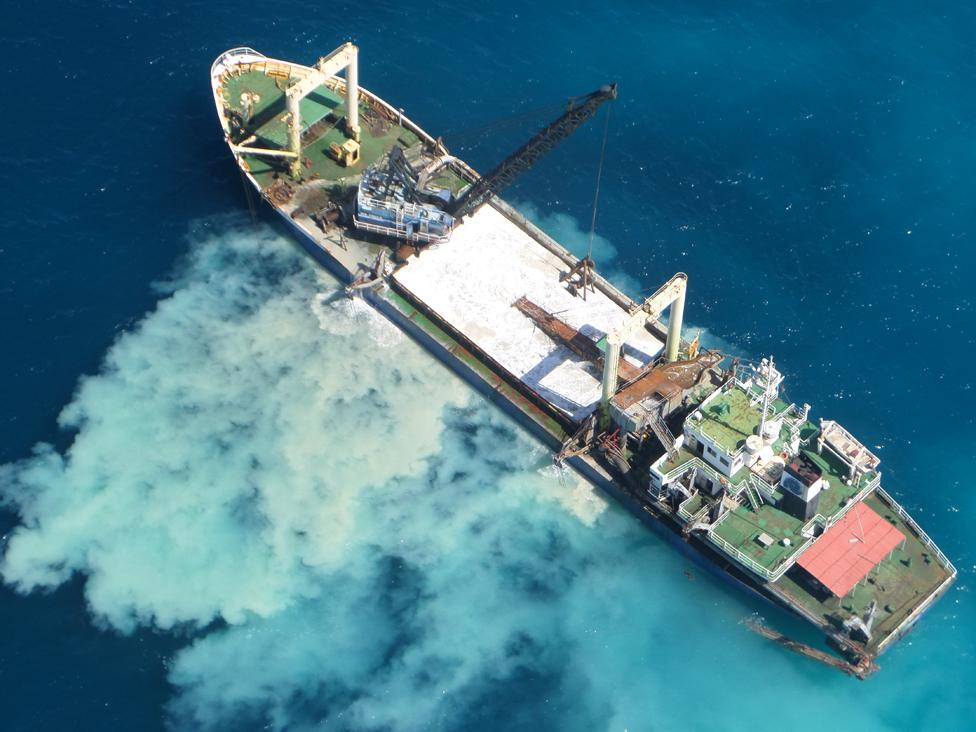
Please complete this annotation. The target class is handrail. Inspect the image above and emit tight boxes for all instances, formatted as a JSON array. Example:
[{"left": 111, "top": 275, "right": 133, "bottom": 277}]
[
  {"left": 876, "top": 570, "right": 957, "bottom": 654},
  {"left": 680, "top": 501, "right": 710, "bottom": 524},
  {"left": 211, "top": 47, "right": 263, "bottom": 77},
  {"left": 680, "top": 465, "right": 928, "bottom": 587},
  {"left": 875, "top": 487, "right": 956, "bottom": 573},
  {"left": 748, "top": 473, "right": 779, "bottom": 502},
  {"left": 677, "top": 492, "right": 704, "bottom": 521},
  {"left": 800, "top": 513, "right": 827, "bottom": 537},
  {"left": 706, "top": 532, "right": 776, "bottom": 580},
  {"left": 661, "top": 456, "right": 734, "bottom": 491}
]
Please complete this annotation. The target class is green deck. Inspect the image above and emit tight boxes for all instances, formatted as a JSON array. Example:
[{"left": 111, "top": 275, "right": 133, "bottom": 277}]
[
  {"left": 774, "top": 492, "right": 954, "bottom": 652},
  {"left": 658, "top": 380, "right": 880, "bottom": 574},
  {"left": 679, "top": 492, "right": 708, "bottom": 518},
  {"left": 226, "top": 70, "right": 344, "bottom": 147},
  {"left": 709, "top": 445, "right": 869, "bottom": 571},
  {"left": 221, "top": 69, "right": 420, "bottom": 188},
  {"left": 697, "top": 387, "right": 790, "bottom": 454},
  {"left": 668, "top": 411, "right": 952, "bottom": 648}
]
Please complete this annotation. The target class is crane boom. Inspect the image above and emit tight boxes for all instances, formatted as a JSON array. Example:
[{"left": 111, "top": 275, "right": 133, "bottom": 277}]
[{"left": 446, "top": 84, "right": 617, "bottom": 220}]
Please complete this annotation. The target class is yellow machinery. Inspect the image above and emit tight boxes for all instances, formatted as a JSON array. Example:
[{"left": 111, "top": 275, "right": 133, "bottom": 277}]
[{"left": 329, "top": 139, "right": 361, "bottom": 167}]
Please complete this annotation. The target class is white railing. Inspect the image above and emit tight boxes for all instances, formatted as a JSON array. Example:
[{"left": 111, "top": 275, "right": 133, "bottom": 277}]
[
  {"left": 211, "top": 47, "right": 263, "bottom": 76},
  {"left": 353, "top": 215, "right": 450, "bottom": 245},
  {"left": 659, "top": 456, "right": 752, "bottom": 501},
  {"left": 870, "top": 487, "right": 957, "bottom": 654},
  {"left": 707, "top": 531, "right": 778, "bottom": 581},
  {"left": 743, "top": 480, "right": 762, "bottom": 510},
  {"left": 800, "top": 513, "right": 827, "bottom": 538},
  {"left": 684, "top": 462, "right": 914, "bottom": 586},
  {"left": 876, "top": 570, "right": 958, "bottom": 654},
  {"left": 677, "top": 493, "right": 704, "bottom": 522},
  {"left": 826, "top": 472, "right": 880, "bottom": 525},
  {"left": 723, "top": 472, "right": 882, "bottom": 582},
  {"left": 749, "top": 473, "right": 779, "bottom": 502},
  {"left": 710, "top": 513, "right": 819, "bottom": 583},
  {"left": 875, "top": 487, "right": 956, "bottom": 574}
]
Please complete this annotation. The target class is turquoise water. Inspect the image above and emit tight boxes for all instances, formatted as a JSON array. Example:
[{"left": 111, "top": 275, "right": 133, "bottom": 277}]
[{"left": 1, "top": 2, "right": 973, "bottom": 730}]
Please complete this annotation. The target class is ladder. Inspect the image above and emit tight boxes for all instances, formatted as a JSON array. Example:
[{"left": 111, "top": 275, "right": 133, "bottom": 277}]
[
  {"left": 649, "top": 411, "right": 678, "bottom": 460},
  {"left": 744, "top": 479, "right": 763, "bottom": 512},
  {"left": 683, "top": 502, "right": 712, "bottom": 535}
]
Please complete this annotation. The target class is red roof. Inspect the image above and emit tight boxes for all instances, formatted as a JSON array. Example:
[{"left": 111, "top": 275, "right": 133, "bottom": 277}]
[{"left": 796, "top": 503, "right": 905, "bottom": 597}]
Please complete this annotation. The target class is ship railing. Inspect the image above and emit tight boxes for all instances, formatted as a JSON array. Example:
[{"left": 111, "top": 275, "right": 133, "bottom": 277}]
[
  {"left": 875, "top": 486, "right": 956, "bottom": 574},
  {"left": 712, "top": 473, "right": 885, "bottom": 583},
  {"left": 686, "top": 465, "right": 892, "bottom": 583},
  {"left": 875, "top": 570, "right": 958, "bottom": 654},
  {"left": 211, "top": 47, "right": 264, "bottom": 77},
  {"left": 677, "top": 492, "right": 703, "bottom": 522},
  {"left": 220, "top": 47, "right": 261, "bottom": 59},
  {"left": 822, "top": 472, "right": 881, "bottom": 526},
  {"left": 749, "top": 472, "right": 779, "bottom": 502},
  {"left": 359, "top": 194, "right": 437, "bottom": 217},
  {"left": 800, "top": 513, "right": 827, "bottom": 538},
  {"left": 710, "top": 529, "right": 815, "bottom": 583},
  {"left": 871, "top": 485, "right": 958, "bottom": 655},
  {"left": 682, "top": 502, "right": 711, "bottom": 527},
  {"left": 352, "top": 214, "right": 451, "bottom": 246},
  {"left": 706, "top": 532, "right": 777, "bottom": 581},
  {"left": 661, "top": 457, "right": 737, "bottom": 496}
]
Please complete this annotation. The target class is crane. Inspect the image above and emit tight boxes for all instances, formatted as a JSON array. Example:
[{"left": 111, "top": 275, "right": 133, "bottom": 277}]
[
  {"left": 446, "top": 84, "right": 618, "bottom": 221},
  {"left": 601, "top": 273, "right": 687, "bottom": 408}
]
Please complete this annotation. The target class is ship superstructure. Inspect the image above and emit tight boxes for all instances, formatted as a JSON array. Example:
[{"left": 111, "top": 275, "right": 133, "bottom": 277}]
[{"left": 211, "top": 44, "right": 955, "bottom": 677}]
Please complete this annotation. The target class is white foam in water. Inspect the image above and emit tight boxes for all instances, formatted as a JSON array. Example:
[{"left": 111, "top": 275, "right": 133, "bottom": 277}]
[
  {"left": 0, "top": 220, "right": 631, "bottom": 728},
  {"left": 312, "top": 291, "right": 405, "bottom": 349},
  {"left": 536, "top": 463, "right": 608, "bottom": 526},
  {"left": 0, "top": 218, "right": 957, "bottom": 731}
]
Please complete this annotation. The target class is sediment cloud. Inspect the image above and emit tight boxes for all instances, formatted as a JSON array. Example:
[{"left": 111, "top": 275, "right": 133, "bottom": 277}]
[{"left": 1, "top": 219, "right": 886, "bottom": 731}]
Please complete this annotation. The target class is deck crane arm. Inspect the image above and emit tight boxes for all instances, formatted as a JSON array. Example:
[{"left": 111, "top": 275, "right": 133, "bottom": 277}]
[
  {"left": 601, "top": 273, "right": 688, "bottom": 407},
  {"left": 446, "top": 84, "right": 618, "bottom": 220}
]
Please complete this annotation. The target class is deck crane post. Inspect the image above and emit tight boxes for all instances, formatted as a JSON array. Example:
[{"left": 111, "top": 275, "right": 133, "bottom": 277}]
[
  {"left": 285, "top": 43, "right": 361, "bottom": 178},
  {"left": 446, "top": 84, "right": 618, "bottom": 220},
  {"left": 601, "top": 273, "right": 688, "bottom": 409}
]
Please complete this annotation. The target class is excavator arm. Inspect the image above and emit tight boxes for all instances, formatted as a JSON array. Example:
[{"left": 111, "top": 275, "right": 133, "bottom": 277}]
[{"left": 446, "top": 84, "right": 617, "bottom": 220}]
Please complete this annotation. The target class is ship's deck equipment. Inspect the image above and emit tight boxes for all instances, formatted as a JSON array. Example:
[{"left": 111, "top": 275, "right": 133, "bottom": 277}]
[
  {"left": 446, "top": 84, "right": 618, "bottom": 220},
  {"left": 212, "top": 45, "right": 956, "bottom": 676},
  {"left": 353, "top": 84, "right": 616, "bottom": 244}
]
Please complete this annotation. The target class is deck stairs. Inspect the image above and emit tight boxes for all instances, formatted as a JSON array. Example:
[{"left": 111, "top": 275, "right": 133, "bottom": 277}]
[
  {"left": 743, "top": 478, "right": 764, "bottom": 512},
  {"left": 649, "top": 411, "right": 678, "bottom": 461},
  {"left": 683, "top": 502, "right": 713, "bottom": 535}
]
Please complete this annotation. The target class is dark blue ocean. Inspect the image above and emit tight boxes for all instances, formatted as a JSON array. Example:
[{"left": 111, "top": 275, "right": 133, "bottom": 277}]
[{"left": 2, "top": 2, "right": 974, "bottom": 730}]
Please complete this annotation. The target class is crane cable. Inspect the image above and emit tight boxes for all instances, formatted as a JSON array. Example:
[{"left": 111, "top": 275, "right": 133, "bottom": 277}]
[{"left": 586, "top": 102, "right": 613, "bottom": 260}]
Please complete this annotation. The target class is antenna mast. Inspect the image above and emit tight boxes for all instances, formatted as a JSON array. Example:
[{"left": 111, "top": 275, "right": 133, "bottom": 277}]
[{"left": 758, "top": 356, "right": 776, "bottom": 438}]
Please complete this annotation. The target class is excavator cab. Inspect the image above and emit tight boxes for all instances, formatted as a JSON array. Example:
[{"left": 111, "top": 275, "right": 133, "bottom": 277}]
[{"left": 329, "top": 139, "right": 361, "bottom": 167}]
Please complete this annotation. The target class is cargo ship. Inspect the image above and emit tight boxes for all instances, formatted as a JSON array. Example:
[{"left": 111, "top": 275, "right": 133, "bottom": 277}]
[{"left": 210, "top": 44, "right": 955, "bottom": 677}]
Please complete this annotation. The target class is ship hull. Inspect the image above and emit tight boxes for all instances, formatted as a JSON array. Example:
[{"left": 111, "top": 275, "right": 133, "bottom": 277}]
[{"left": 212, "top": 47, "right": 954, "bottom": 677}]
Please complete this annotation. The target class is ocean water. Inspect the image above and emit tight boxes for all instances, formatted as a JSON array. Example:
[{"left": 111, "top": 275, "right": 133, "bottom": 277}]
[{"left": 1, "top": 2, "right": 974, "bottom": 730}]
